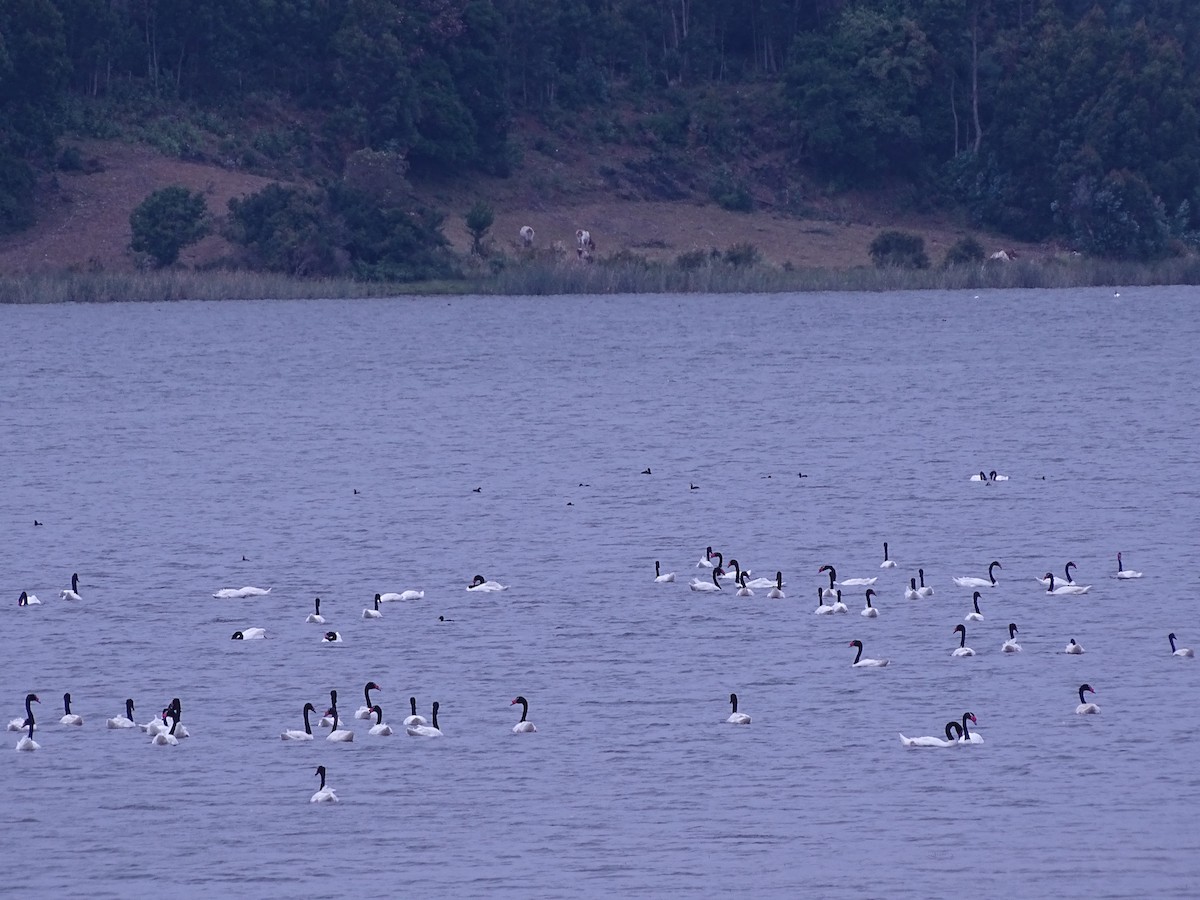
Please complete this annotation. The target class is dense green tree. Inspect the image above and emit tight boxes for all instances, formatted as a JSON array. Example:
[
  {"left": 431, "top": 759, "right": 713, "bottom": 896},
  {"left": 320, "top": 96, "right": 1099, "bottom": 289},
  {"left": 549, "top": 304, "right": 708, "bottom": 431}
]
[{"left": 129, "top": 186, "right": 210, "bottom": 266}]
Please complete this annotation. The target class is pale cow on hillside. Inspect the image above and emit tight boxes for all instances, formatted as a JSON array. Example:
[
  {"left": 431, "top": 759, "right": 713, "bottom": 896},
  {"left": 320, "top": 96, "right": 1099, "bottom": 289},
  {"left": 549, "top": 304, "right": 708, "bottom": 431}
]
[
  {"left": 519, "top": 225, "right": 535, "bottom": 248},
  {"left": 989, "top": 249, "right": 1018, "bottom": 261},
  {"left": 576, "top": 229, "right": 596, "bottom": 253}
]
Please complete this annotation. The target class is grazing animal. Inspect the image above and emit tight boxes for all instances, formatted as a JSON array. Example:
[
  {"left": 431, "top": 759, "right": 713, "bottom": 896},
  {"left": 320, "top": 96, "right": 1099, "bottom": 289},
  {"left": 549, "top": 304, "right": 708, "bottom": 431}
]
[{"left": 519, "top": 225, "right": 535, "bottom": 247}]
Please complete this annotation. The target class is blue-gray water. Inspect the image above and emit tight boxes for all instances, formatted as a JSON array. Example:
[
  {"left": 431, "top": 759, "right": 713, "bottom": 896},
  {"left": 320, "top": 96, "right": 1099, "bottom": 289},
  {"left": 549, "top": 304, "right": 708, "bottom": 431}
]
[{"left": 3, "top": 288, "right": 1199, "bottom": 898}]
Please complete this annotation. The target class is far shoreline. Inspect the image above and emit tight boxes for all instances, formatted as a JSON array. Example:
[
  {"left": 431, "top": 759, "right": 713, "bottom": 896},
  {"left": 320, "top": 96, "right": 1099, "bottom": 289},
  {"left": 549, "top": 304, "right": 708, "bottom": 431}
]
[{"left": 2, "top": 256, "right": 1198, "bottom": 304}]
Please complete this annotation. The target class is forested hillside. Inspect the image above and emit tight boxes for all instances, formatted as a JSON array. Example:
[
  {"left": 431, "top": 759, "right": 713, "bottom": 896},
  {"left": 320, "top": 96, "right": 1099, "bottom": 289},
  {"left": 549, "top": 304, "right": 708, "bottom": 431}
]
[{"left": 1, "top": 0, "right": 1198, "bottom": 275}]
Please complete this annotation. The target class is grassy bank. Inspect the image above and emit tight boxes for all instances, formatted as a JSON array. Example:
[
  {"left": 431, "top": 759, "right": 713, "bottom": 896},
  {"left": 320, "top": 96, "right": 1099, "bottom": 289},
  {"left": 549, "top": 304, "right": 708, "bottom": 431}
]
[{"left": 4, "top": 255, "right": 1200, "bottom": 304}]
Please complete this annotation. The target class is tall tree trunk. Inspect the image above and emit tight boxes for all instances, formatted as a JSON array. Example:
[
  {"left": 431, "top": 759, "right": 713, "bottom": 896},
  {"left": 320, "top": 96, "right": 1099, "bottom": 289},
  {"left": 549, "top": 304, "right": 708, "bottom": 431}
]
[{"left": 971, "top": 6, "right": 982, "bottom": 153}]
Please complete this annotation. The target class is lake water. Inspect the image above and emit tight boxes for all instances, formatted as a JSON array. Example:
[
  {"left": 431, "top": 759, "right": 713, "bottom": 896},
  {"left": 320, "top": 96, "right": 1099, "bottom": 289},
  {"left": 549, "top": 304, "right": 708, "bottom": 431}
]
[{"left": 3, "top": 287, "right": 1199, "bottom": 898}]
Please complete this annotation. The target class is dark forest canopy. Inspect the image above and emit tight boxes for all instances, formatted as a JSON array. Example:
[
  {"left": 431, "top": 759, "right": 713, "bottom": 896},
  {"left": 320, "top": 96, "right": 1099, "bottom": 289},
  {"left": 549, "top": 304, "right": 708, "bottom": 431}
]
[{"left": 2, "top": 0, "right": 1198, "bottom": 262}]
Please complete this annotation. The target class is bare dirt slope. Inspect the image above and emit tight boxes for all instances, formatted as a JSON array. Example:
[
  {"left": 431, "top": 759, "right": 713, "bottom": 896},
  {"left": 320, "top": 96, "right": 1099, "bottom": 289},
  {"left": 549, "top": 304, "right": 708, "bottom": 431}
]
[{"left": 0, "top": 138, "right": 1038, "bottom": 276}]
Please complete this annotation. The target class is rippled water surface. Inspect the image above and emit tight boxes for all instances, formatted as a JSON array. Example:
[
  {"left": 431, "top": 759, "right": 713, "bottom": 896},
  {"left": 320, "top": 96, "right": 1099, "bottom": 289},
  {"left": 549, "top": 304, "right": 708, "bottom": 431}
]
[{"left": 3, "top": 288, "right": 1199, "bottom": 898}]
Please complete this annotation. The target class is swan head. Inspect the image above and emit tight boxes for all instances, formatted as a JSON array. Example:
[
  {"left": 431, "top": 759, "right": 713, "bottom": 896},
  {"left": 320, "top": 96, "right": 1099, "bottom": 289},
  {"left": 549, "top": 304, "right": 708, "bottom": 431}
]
[
  {"left": 954, "top": 624, "right": 966, "bottom": 635},
  {"left": 231, "top": 631, "right": 244, "bottom": 639},
  {"left": 375, "top": 592, "right": 382, "bottom": 601},
  {"left": 965, "top": 712, "right": 977, "bottom": 725},
  {"left": 1008, "top": 622, "right": 1019, "bottom": 638},
  {"left": 848, "top": 640, "right": 863, "bottom": 649},
  {"left": 865, "top": 589, "right": 876, "bottom": 604},
  {"left": 431, "top": 701, "right": 440, "bottom": 714},
  {"left": 323, "top": 631, "right": 339, "bottom": 642},
  {"left": 1080, "top": 683, "right": 1094, "bottom": 696},
  {"left": 303, "top": 702, "right": 316, "bottom": 714},
  {"left": 990, "top": 560, "right": 1003, "bottom": 570},
  {"left": 471, "top": 575, "right": 486, "bottom": 587},
  {"left": 511, "top": 696, "right": 528, "bottom": 707}
]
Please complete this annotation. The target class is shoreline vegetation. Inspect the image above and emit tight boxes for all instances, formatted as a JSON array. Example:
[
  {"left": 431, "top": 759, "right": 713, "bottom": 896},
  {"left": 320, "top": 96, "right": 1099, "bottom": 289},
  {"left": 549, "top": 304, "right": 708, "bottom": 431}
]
[{"left": 3, "top": 255, "right": 1199, "bottom": 305}]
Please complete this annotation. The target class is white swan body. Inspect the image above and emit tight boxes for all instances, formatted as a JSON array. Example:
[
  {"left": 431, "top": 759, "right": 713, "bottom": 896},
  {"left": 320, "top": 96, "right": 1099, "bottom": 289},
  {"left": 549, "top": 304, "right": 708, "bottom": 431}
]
[
  {"left": 363, "top": 596, "right": 383, "bottom": 618},
  {"left": 838, "top": 576, "right": 877, "bottom": 587},
  {"left": 690, "top": 568, "right": 724, "bottom": 593},
  {"left": 848, "top": 640, "right": 888, "bottom": 666},
  {"left": 151, "top": 712, "right": 181, "bottom": 745},
  {"left": 1001, "top": 622, "right": 1022, "bottom": 653},
  {"left": 311, "top": 766, "right": 339, "bottom": 803},
  {"left": 403, "top": 698, "right": 427, "bottom": 727},
  {"left": 231, "top": 627, "right": 266, "bottom": 640},
  {"left": 1044, "top": 573, "right": 1091, "bottom": 595},
  {"left": 1169, "top": 633, "right": 1194, "bottom": 657},
  {"left": 1064, "top": 639, "right": 1084, "bottom": 654},
  {"left": 107, "top": 700, "right": 137, "bottom": 729},
  {"left": 212, "top": 585, "right": 271, "bottom": 599},
  {"left": 282, "top": 703, "right": 317, "bottom": 740},
  {"left": 735, "top": 572, "right": 754, "bottom": 597},
  {"left": 354, "top": 683, "right": 381, "bottom": 720},
  {"left": 325, "top": 708, "right": 355, "bottom": 742},
  {"left": 1114, "top": 553, "right": 1143, "bottom": 579},
  {"left": 321, "top": 631, "right": 342, "bottom": 643},
  {"left": 511, "top": 696, "right": 537, "bottom": 733},
  {"left": 18, "top": 591, "right": 41, "bottom": 606},
  {"left": 406, "top": 702, "right": 443, "bottom": 737},
  {"left": 15, "top": 735, "right": 40, "bottom": 751},
  {"left": 1076, "top": 684, "right": 1099, "bottom": 715},
  {"left": 59, "top": 693, "right": 83, "bottom": 725},
  {"left": 953, "top": 561, "right": 1002, "bottom": 589},
  {"left": 747, "top": 575, "right": 779, "bottom": 588},
  {"left": 900, "top": 721, "right": 964, "bottom": 748},
  {"left": 904, "top": 578, "right": 920, "bottom": 601},
  {"left": 831, "top": 590, "right": 848, "bottom": 613},
  {"left": 60, "top": 572, "right": 83, "bottom": 601},
  {"left": 916, "top": 569, "right": 934, "bottom": 597},
  {"left": 952, "top": 624, "right": 975, "bottom": 657},
  {"left": 368, "top": 706, "right": 393, "bottom": 736},
  {"left": 654, "top": 561, "right": 676, "bottom": 583},
  {"left": 814, "top": 588, "right": 834, "bottom": 615},
  {"left": 379, "top": 589, "right": 424, "bottom": 601},
  {"left": 696, "top": 547, "right": 719, "bottom": 568},
  {"left": 725, "top": 693, "right": 751, "bottom": 725},
  {"left": 880, "top": 542, "right": 897, "bottom": 568},
  {"left": 466, "top": 576, "right": 506, "bottom": 592}
]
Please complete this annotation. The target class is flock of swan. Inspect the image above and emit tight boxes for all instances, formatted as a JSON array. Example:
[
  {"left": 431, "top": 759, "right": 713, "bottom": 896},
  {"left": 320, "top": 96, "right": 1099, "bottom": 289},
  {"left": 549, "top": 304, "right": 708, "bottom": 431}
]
[{"left": 655, "top": 542, "right": 1190, "bottom": 747}]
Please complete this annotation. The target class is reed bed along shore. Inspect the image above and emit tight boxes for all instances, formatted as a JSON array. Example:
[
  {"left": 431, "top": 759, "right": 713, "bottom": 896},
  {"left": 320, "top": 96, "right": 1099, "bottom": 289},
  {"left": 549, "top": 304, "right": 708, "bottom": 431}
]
[{"left": 4, "top": 255, "right": 1199, "bottom": 304}]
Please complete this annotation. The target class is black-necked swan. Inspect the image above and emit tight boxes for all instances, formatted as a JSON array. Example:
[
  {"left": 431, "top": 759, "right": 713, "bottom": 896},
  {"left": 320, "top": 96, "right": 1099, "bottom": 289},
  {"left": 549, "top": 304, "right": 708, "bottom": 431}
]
[
  {"left": 355, "top": 682, "right": 381, "bottom": 719},
  {"left": 363, "top": 596, "right": 383, "bottom": 619},
  {"left": 970, "top": 471, "right": 988, "bottom": 481},
  {"left": 403, "top": 697, "right": 427, "bottom": 727},
  {"left": 7, "top": 693, "right": 39, "bottom": 732},
  {"left": 1064, "top": 638, "right": 1084, "bottom": 654},
  {"left": 953, "top": 560, "right": 1002, "bottom": 588},
  {"left": 311, "top": 765, "right": 339, "bottom": 803},
  {"left": 952, "top": 624, "right": 976, "bottom": 657},
  {"left": 957, "top": 711, "right": 984, "bottom": 744},
  {"left": 880, "top": 542, "right": 897, "bottom": 568},
  {"left": 282, "top": 703, "right": 317, "bottom": 741},
  {"left": 151, "top": 710, "right": 180, "bottom": 746},
  {"left": 1076, "top": 684, "right": 1100, "bottom": 715},
  {"left": 1045, "top": 572, "right": 1090, "bottom": 595},
  {"left": 107, "top": 698, "right": 136, "bottom": 729},
  {"left": 823, "top": 563, "right": 876, "bottom": 587},
  {"left": 766, "top": 572, "right": 785, "bottom": 599},
  {"left": 61, "top": 572, "right": 82, "bottom": 601},
  {"left": 735, "top": 571, "right": 754, "bottom": 597},
  {"left": 818, "top": 565, "right": 837, "bottom": 598},
  {"left": 654, "top": 561, "right": 676, "bottom": 583},
  {"left": 406, "top": 701, "right": 443, "bottom": 737},
  {"left": 1038, "top": 562, "right": 1078, "bottom": 587},
  {"left": 140, "top": 708, "right": 170, "bottom": 736},
  {"left": 511, "top": 696, "right": 537, "bottom": 733},
  {"left": 368, "top": 705, "right": 393, "bottom": 736},
  {"left": 1169, "top": 633, "right": 1194, "bottom": 658},
  {"left": 321, "top": 631, "right": 342, "bottom": 643},
  {"left": 690, "top": 567, "right": 724, "bottom": 593},
  {"left": 831, "top": 590, "right": 848, "bottom": 613},
  {"left": 965, "top": 591, "right": 984, "bottom": 622},
  {"left": 905, "top": 578, "right": 919, "bottom": 600},
  {"left": 231, "top": 628, "right": 266, "bottom": 640},
  {"left": 60, "top": 692, "right": 83, "bottom": 725},
  {"left": 848, "top": 639, "right": 889, "bottom": 667},
  {"left": 17, "top": 591, "right": 41, "bottom": 606},
  {"left": 861, "top": 588, "right": 880, "bottom": 618},
  {"left": 1001, "top": 622, "right": 1022, "bottom": 652},
  {"left": 917, "top": 568, "right": 934, "bottom": 597},
  {"left": 306, "top": 598, "right": 326, "bottom": 624},
  {"left": 14, "top": 694, "right": 40, "bottom": 751},
  {"left": 318, "top": 691, "right": 338, "bottom": 728},
  {"left": 324, "top": 706, "right": 355, "bottom": 742},
  {"left": 989, "top": 470, "right": 1009, "bottom": 481},
  {"left": 696, "top": 546, "right": 716, "bottom": 568},
  {"left": 466, "top": 575, "right": 507, "bottom": 592},
  {"left": 725, "top": 693, "right": 751, "bottom": 725},
  {"left": 899, "top": 718, "right": 963, "bottom": 748},
  {"left": 814, "top": 587, "right": 834, "bottom": 615},
  {"left": 1115, "top": 553, "right": 1143, "bottom": 579}
]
